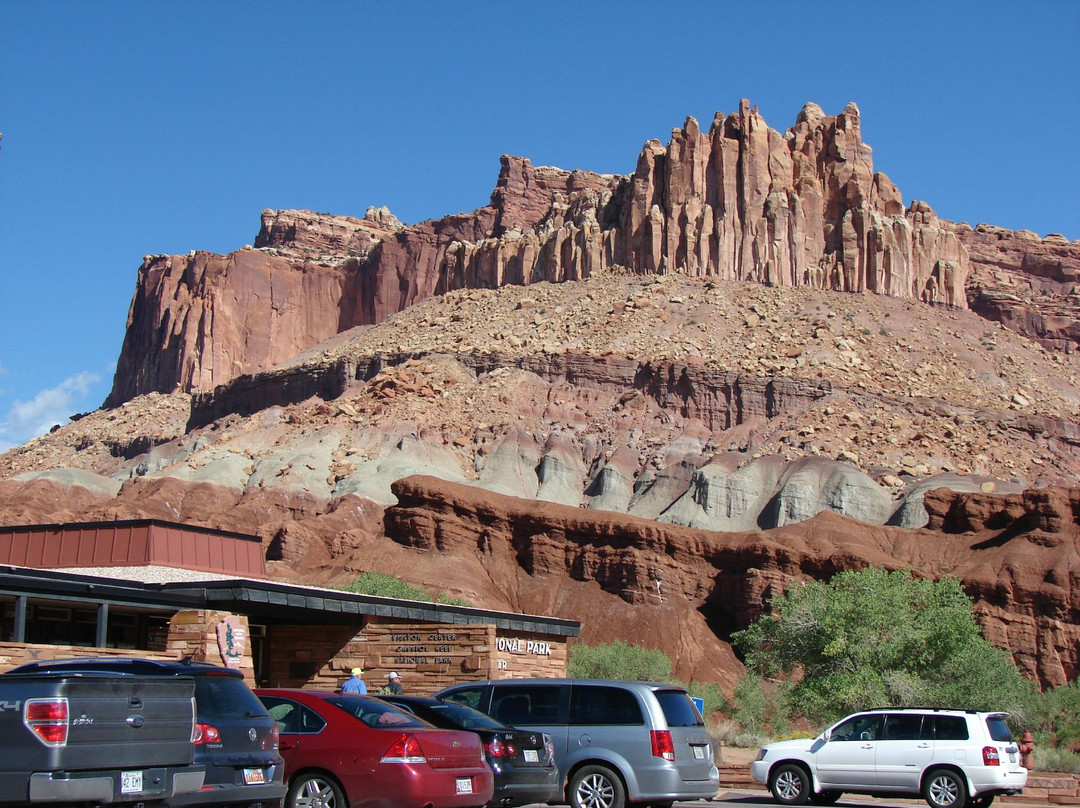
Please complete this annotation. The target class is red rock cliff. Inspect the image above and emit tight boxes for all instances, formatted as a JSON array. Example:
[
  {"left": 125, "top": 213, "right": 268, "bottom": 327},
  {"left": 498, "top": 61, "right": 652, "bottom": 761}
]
[{"left": 106, "top": 101, "right": 1002, "bottom": 405}]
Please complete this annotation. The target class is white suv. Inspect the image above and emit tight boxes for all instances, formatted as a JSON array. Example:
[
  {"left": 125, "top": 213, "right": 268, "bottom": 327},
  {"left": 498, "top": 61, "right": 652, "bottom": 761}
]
[{"left": 750, "top": 709, "right": 1027, "bottom": 808}]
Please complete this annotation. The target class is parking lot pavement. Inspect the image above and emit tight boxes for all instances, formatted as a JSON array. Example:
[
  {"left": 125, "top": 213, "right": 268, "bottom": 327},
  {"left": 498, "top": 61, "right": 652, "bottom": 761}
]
[{"left": 708, "top": 791, "right": 1056, "bottom": 808}]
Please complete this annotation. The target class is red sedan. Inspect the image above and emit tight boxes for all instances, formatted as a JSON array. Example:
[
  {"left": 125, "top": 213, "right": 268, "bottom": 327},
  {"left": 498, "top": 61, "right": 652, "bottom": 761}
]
[{"left": 256, "top": 689, "right": 494, "bottom": 808}]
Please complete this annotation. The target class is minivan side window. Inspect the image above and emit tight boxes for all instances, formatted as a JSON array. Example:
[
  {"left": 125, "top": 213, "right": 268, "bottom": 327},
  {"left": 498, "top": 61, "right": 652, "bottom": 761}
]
[
  {"left": 492, "top": 685, "right": 564, "bottom": 725},
  {"left": 569, "top": 685, "right": 644, "bottom": 726},
  {"left": 653, "top": 690, "right": 703, "bottom": 728}
]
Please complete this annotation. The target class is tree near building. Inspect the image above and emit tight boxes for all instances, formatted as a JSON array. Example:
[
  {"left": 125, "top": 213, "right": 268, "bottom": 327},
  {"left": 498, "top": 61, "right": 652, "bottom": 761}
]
[{"left": 731, "top": 567, "right": 1031, "bottom": 723}]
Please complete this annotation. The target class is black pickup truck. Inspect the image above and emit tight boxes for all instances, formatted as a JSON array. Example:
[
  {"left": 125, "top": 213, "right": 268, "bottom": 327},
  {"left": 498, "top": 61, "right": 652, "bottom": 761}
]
[{"left": 0, "top": 668, "right": 204, "bottom": 807}]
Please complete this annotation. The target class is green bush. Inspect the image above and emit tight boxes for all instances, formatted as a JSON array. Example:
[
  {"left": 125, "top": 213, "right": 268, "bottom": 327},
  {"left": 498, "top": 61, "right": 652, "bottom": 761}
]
[
  {"left": 731, "top": 672, "right": 788, "bottom": 735},
  {"left": 567, "top": 639, "right": 672, "bottom": 682},
  {"left": 732, "top": 567, "right": 1031, "bottom": 723},
  {"left": 338, "top": 571, "right": 471, "bottom": 606},
  {"left": 1023, "top": 679, "right": 1080, "bottom": 750}
]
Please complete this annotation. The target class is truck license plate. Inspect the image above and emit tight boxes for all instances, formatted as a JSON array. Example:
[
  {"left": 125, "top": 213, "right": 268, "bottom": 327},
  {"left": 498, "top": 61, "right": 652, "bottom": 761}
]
[
  {"left": 121, "top": 771, "right": 143, "bottom": 794},
  {"left": 524, "top": 749, "right": 539, "bottom": 763},
  {"left": 243, "top": 768, "right": 267, "bottom": 785},
  {"left": 456, "top": 777, "right": 473, "bottom": 794},
  {"left": 693, "top": 745, "right": 706, "bottom": 759}
]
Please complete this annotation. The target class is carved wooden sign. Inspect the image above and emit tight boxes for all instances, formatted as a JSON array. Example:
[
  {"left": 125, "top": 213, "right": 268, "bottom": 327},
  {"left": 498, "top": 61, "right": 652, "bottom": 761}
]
[{"left": 216, "top": 615, "right": 247, "bottom": 668}]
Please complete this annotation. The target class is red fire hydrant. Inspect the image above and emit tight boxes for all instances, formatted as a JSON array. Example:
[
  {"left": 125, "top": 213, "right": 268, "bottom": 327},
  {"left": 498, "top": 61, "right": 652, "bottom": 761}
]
[{"left": 1019, "top": 730, "right": 1035, "bottom": 769}]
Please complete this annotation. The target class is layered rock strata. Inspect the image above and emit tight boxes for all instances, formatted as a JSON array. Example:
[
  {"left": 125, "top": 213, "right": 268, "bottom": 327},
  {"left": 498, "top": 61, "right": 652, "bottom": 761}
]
[{"left": 383, "top": 475, "right": 1080, "bottom": 688}]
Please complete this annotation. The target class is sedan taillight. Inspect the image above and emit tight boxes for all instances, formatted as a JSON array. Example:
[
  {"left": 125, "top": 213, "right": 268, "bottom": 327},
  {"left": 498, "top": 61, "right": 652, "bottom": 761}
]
[
  {"left": 983, "top": 746, "right": 1001, "bottom": 766},
  {"left": 382, "top": 733, "right": 426, "bottom": 763}
]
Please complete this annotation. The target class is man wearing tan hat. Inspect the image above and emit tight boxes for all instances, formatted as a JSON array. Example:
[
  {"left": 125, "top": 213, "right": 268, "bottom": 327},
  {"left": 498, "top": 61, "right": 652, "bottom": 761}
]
[{"left": 342, "top": 667, "right": 367, "bottom": 694}]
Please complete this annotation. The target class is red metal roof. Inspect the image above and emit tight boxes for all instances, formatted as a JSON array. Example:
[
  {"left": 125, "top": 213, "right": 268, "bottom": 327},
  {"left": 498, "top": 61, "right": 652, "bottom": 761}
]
[{"left": 0, "top": 520, "right": 266, "bottom": 579}]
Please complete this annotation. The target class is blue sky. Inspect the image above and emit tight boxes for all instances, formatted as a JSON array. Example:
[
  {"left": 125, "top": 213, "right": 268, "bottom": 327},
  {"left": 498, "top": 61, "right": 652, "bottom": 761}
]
[{"left": 1, "top": 1, "right": 1077, "bottom": 452}]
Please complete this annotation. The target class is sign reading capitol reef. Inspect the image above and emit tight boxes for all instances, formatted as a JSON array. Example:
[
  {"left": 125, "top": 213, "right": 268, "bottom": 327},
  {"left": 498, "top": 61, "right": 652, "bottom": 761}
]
[{"left": 267, "top": 616, "right": 568, "bottom": 694}]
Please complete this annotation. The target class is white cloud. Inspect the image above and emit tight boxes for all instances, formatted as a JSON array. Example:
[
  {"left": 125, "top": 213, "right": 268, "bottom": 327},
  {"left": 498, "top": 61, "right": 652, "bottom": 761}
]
[{"left": 0, "top": 371, "right": 101, "bottom": 452}]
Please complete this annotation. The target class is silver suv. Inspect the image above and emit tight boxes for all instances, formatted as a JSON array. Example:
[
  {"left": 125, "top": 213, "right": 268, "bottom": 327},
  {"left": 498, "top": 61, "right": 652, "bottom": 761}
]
[
  {"left": 750, "top": 708, "right": 1027, "bottom": 808},
  {"left": 435, "top": 678, "right": 719, "bottom": 808}
]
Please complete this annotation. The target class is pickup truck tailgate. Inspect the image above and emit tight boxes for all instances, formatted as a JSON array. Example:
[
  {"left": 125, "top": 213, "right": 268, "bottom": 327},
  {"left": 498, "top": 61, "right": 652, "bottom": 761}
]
[{"left": 2, "top": 673, "right": 196, "bottom": 770}]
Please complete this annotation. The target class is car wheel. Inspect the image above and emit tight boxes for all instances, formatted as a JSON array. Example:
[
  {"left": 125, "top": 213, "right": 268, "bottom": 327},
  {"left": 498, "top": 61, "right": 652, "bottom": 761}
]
[
  {"left": 809, "top": 790, "right": 842, "bottom": 805},
  {"left": 569, "top": 764, "right": 626, "bottom": 808},
  {"left": 769, "top": 763, "right": 811, "bottom": 805},
  {"left": 924, "top": 768, "right": 967, "bottom": 808},
  {"left": 966, "top": 796, "right": 994, "bottom": 808},
  {"left": 288, "top": 772, "right": 347, "bottom": 808}
]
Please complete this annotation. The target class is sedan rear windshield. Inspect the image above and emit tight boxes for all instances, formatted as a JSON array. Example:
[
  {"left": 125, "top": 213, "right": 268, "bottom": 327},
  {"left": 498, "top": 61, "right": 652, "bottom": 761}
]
[
  {"left": 986, "top": 715, "right": 1015, "bottom": 743},
  {"left": 426, "top": 701, "right": 507, "bottom": 730},
  {"left": 328, "top": 696, "right": 428, "bottom": 729},
  {"left": 654, "top": 690, "right": 703, "bottom": 727}
]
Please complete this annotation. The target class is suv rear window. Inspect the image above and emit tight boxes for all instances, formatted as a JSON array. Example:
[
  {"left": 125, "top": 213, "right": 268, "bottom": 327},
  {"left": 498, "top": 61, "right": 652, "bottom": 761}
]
[
  {"left": 654, "top": 689, "right": 703, "bottom": 728},
  {"left": 194, "top": 676, "right": 269, "bottom": 719},
  {"left": 985, "top": 715, "right": 1014, "bottom": 742}
]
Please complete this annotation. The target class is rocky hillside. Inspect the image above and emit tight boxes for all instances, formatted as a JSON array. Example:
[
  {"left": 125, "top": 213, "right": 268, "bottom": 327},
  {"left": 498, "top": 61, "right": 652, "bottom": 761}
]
[{"left": 2, "top": 100, "right": 1078, "bottom": 688}]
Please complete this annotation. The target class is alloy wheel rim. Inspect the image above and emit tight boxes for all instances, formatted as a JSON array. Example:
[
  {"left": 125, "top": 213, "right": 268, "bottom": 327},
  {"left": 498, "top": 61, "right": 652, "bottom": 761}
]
[
  {"left": 577, "top": 773, "right": 616, "bottom": 808},
  {"left": 929, "top": 775, "right": 959, "bottom": 807},
  {"left": 776, "top": 770, "right": 803, "bottom": 801},
  {"left": 296, "top": 777, "right": 337, "bottom": 808}
]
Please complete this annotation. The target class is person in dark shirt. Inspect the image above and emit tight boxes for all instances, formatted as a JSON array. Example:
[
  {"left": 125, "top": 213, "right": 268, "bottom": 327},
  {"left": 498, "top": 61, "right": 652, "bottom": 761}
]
[{"left": 386, "top": 671, "right": 404, "bottom": 695}]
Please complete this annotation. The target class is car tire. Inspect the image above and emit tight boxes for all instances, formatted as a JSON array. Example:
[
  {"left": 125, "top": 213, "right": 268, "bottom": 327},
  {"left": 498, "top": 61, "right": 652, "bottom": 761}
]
[
  {"left": 769, "top": 763, "right": 811, "bottom": 805},
  {"left": 809, "top": 790, "right": 842, "bottom": 805},
  {"left": 569, "top": 764, "right": 626, "bottom": 808},
  {"left": 966, "top": 796, "right": 994, "bottom": 808},
  {"left": 288, "top": 772, "right": 347, "bottom": 808},
  {"left": 924, "top": 768, "right": 967, "bottom": 808}
]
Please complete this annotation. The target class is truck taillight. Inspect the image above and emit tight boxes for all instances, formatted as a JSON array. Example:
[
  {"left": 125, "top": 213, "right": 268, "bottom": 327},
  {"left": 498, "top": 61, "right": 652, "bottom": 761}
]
[
  {"left": 651, "top": 730, "right": 675, "bottom": 761},
  {"left": 193, "top": 723, "right": 221, "bottom": 744},
  {"left": 983, "top": 746, "right": 1001, "bottom": 766},
  {"left": 24, "top": 698, "right": 69, "bottom": 746}
]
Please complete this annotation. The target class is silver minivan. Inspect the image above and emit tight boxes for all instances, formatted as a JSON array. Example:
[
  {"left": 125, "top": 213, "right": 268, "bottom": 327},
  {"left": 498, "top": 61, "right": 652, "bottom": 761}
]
[{"left": 434, "top": 678, "right": 719, "bottom": 808}]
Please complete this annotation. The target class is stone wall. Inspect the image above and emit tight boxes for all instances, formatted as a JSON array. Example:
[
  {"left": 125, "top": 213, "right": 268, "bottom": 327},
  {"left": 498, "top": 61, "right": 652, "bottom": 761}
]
[
  {"left": 0, "top": 641, "right": 179, "bottom": 670},
  {"left": 264, "top": 617, "right": 568, "bottom": 695},
  {"left": 167, "top": 609, "right": 255, "bottom": 684}
]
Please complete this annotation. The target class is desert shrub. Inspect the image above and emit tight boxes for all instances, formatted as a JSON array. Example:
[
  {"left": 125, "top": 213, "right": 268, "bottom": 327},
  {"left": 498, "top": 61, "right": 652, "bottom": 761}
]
[
  {"left": 567, "top": 639, "right": 672, "bottom": 682},
  {"left": 710, "top": 717, "right": 770, "bottom": 749},
  {"left": 1022, "top": 679, "right": 1080, "bottom": 751},
  {"left": 1034, "top": 746, "right": 1080, "bottom": 774}
]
